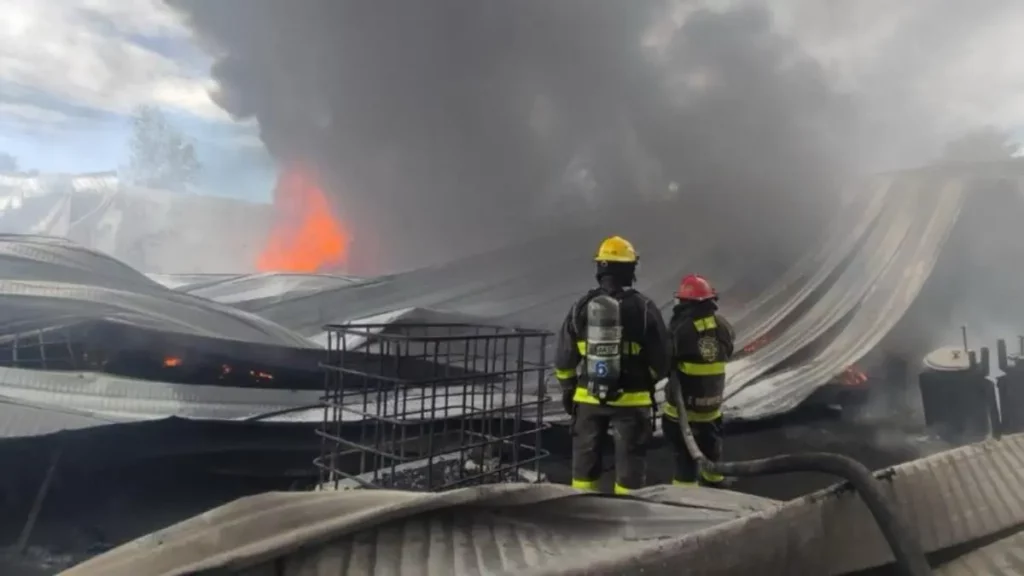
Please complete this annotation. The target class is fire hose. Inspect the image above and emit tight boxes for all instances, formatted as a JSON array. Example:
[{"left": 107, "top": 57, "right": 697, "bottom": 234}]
[{"left": 670, "top": 385, "right": 933, "bottom": 576}]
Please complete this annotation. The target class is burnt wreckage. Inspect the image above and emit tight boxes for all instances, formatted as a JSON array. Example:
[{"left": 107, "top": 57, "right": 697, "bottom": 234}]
[{"left": 3, "top": 163, "right": 1024, "bottom": 572}]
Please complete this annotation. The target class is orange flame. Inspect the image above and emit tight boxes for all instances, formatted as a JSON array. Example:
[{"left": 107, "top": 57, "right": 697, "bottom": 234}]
[
  {"left": 163, "top": 356, "right": 182, "bottom": 367},
  {"left": 257, "top": 165, "right": 350, "bottom": 272}
]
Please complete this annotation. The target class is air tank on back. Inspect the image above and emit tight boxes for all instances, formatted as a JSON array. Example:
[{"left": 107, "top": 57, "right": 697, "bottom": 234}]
[
  {"left": 918, "top": 340, "right": 993, "bottom": 444},
  {"left": 586, "top": 295, "right": 622, "bottom": 401}
]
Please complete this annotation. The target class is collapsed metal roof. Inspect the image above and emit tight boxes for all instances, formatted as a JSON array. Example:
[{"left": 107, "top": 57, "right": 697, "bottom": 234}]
[
  {"left": 0, "top": 166, "right": 1015, "bottom": 440},
  {"left": 0, "top": 234, "right": 314, "bottom": 347},
  {"left": 210, "top": 170, "right": 970, "bottom": 422},
  {"left": 152, "top": 272, "right": 368, "bottom": 310},
  {"left": 0, "top": 395, "right": 125, "bottom": 439}
]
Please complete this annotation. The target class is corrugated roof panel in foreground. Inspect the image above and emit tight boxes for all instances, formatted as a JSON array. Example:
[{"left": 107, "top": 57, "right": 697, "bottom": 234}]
[{"left": 59, "top": 432, "right": 1024, "bottom": 576}]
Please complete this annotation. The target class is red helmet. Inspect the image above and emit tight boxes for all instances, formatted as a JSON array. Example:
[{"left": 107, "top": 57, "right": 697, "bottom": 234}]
[{"left": 676, "top": 274, "right": 716, "bottom": 301}]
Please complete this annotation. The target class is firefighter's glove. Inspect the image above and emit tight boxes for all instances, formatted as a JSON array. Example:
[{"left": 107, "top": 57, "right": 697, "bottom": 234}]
[{"left": 561, "top": 389, "right": 576, "bottom": 415}]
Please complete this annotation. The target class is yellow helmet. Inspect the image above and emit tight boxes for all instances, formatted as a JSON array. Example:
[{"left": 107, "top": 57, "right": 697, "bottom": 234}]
[{"left": 594, "top": 235, "right": 638, "bottom": 263}]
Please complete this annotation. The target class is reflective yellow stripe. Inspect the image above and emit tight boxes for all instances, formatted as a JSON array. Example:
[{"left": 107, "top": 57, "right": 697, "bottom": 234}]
[
  {"left": 678, "top": 361, "right": 726, "bottom": 375},
  {"left": 613, "top": 483, "right": 632, "bottom": 495},
  {"left": 573, "top": 388, "right": 652, "bottom": 407},
  {"left": 688, "top": 408, "right": 722, "bottom": 422},
  {"left": 554, "top": 368, "right": 576, "bottom": 380},
  {"left": 660, "top": 405, "right": 722, "bottom": 422},
  {"left": 672, "top": 479, "right": 697, "bottom": 487},
  {"left": 701, "top": 470, "right": 725, "bottom": 483},
  {"left": 693, "top": 316, "right": 717, "bottom": 331},
  {"left": 572, "top": 479, "right": 598, "bottom": 491},
  {"left": 575, "top": 340, "right": 642, "bottom": 355}
]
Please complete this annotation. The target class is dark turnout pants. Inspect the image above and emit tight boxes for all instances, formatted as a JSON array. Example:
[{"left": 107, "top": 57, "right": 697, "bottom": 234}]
[
  {"left": 662, "top": 412, "right": 724, "bottom": 486},
  {"left": 571, "top": 403, "right": 652, "bottom": 494}
]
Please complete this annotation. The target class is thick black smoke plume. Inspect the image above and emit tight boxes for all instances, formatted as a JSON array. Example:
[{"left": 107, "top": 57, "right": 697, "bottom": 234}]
[{"left": 168, "top": 0, "right": 861, "bottom": 273}]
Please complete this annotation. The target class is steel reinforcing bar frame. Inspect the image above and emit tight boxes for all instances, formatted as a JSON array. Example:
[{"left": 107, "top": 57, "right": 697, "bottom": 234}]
[{"left": 316, "top": 322, "right": 552, "bottom": 491}]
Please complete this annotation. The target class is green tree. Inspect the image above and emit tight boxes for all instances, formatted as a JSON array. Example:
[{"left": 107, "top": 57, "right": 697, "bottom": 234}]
[{"left": 125, "top": 106, "right": 201, "bottom": 191}]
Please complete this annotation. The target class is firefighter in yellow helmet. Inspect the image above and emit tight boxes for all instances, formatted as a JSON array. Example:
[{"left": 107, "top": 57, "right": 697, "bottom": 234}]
[
  {"left": 661, "top": 274, "right": 736, "bottom": 487},
  {"left": 553, "top": 236, "right": 670, "bottom": 495}
]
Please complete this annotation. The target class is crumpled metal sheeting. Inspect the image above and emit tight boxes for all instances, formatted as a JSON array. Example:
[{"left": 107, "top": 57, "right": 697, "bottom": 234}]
[
  {"left": 147, "top": 273, "right": 248, "bottom": 290},
  {"left": 0, "top": 362, "right": 528, "bottom": 430},
  {"left": 937, "top": 531, "right": 1024, "bottom": 575},
  {"left": 526, "top": 433, "right": 1024, "bottom": 576},
  {"left": 0, "top": 280, "right": 313, "bottom": 347},
  {"left": 0, "top": 366, "right": 323, "bottom": 422},
  {"left": 0, "top": 234, "right": 158, "bottom": 290},
  {"left": 251, "top": 206, "right": 732, "bottom": 337},
  {"left": 0, "top": 235, "right": 316, "bottom": 348},
  {"left": 727, "top": 177, "right": 966, "bottom": 420},
  {"left": 723, "top": 175, "right": 920, "bottom": 400},
  {"left": 175, "top": 273, "right": 366, "bottom": 308},
  {"left": 0, "top": 395, "right": 125, "bottom": 439},
  {"left": 725, "top": 177, "right": 895, "bottom": 348},
  {"left": 247, "top": 232, "right": 590, "bottom": 335},
  {"left": 242, "top": 175, "right": 943, "bottom": 422},
  {"left": 273, "top": 490, "right": 769, "bottom": 576},
  {"left": 58, "top": 484, "right": 779, "bottom": 576}
]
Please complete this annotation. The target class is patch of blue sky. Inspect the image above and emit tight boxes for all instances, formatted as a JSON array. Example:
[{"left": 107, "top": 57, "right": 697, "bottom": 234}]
[{"left": 2, "top": 94, "right": 274, "bottom": 201}]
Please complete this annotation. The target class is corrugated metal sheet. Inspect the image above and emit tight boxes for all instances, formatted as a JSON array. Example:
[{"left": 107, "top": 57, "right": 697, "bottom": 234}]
[
  {"left": 0, "top": 361, "right": 538, "bottom": 431},
  {"left": 724, "top": 176, "right": 966, "bottom": 419},
  {"left": 0, "top": 167, "right": 1004, "bottom": 430},
  {"left": 541, "top": 431, "right": 1024, "bottom": 575},
  {"left": 0, "top": 396, "right": 125, "bottom": 438},
  {"left": 57, "top": 433, "right": 1024, "bottom": 576},
  {"left": 170, "top": 272, "right": 367, "bottom": 308},
  {"left": 58, "top": 484, "right": 780, "bottom": 576},
  {"left": 938, "top": 531, "right": 1024, "bottom": 575},
  {"left": 0, "top": 367, "right": 322, "bottom": 424},
  {"left": 0, "top": 234, "right": 315, "bottom": 347},
  {"left": 245, "top": 172, "right": 968, "bottom": 422}
]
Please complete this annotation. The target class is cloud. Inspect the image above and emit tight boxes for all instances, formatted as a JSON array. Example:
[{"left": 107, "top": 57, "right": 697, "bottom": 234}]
[
  {"left": 0, "top": 0, "right": 273, "bottom": 194},
  {"left": 759, "top": 0, "right": 1024, "bottom": 138},
  {"left": 0, "top": 0, "right": 228, "bottom": 131},
  {"left": 0, "top": 102, "right": 71, "bottom": 128}
]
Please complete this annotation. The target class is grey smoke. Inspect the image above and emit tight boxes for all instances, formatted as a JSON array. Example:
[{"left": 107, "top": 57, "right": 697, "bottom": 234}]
[{"left": 166, "top": 0, "right": 1008, "bottom": 274}]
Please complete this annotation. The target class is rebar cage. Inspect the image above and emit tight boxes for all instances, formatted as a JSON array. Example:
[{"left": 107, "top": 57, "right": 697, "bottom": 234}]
[{"left": 316, "top": 322, "right": 551, "bottom": 491}]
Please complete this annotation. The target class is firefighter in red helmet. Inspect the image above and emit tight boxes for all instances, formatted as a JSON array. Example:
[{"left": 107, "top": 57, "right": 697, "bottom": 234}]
[{"left": 661, "top": 274, "right": 735, "bottom": 487}]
